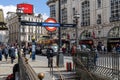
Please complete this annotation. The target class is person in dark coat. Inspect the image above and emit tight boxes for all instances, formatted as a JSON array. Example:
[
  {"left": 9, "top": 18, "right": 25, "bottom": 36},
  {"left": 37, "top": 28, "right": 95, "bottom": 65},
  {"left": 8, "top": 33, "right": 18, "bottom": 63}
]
[
  {"left": 0, "top": 46, "right": 2, "bottom": 61},
  {"left": 3, "top": 47, "right": 9, "bottom": 61},
  {"left": 10, "top": 46, "right": 15, "bottom": 64},
  {"left": 46, "top": 46, "right": 54, "bottom": 67},
  {"left": 13, "top": 63, "right": 19, "bottom": 80}
]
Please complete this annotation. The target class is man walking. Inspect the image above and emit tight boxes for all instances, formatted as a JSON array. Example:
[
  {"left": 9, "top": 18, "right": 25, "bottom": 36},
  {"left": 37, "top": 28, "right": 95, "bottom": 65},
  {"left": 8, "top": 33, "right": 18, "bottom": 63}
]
[
  {"left": 46, "top": 45, "right": 54, "bottom": 67},
  {"left": 10, "top": 45, "right": 15, "bottom": 64}
]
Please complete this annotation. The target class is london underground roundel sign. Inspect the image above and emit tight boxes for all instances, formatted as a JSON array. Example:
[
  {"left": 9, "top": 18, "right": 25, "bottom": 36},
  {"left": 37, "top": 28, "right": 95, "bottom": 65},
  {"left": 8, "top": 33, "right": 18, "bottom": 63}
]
[{"left": 45, "top": 18, "right": 57, "bottom": 32}]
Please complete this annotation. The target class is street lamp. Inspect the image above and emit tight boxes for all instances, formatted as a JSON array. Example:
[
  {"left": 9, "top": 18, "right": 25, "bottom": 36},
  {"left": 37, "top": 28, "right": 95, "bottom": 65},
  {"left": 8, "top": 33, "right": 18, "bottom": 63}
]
[
  {"left": 16, "top": 8, "right": 23, "bottom": 48},
  {"left": 73, "top": 12, "right": 80, "bottom": 71},
  {"left": 56, "top": 0, "right": 64, "bottom": 67},
  {"left": 74, "top": 13, "right": 80, "bottom": 52}
]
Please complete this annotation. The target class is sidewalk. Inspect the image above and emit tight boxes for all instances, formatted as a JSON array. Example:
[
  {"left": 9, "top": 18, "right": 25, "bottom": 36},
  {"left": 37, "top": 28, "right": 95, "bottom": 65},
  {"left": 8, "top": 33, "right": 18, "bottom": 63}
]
[
  {"left": 0, "top": 54, "right": 74, "bottom": 80},
  {"left": 0, "top": 56, "right": 18, "bottom": 80},
  {"left": 27, "top": 55, "right": 74, "bottom": 80}
]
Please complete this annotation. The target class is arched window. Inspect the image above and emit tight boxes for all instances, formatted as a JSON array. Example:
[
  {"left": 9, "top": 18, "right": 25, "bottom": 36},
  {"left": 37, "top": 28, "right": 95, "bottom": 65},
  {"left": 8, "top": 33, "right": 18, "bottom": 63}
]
[{"left": 108, "top": 26, "right": 120, "bottom": 38}]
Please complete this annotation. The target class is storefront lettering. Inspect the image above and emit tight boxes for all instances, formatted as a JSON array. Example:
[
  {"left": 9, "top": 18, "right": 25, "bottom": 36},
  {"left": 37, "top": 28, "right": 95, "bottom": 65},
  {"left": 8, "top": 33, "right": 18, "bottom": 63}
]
[{"left": 108, "top": 40, "right": 120, "bottom": 43}]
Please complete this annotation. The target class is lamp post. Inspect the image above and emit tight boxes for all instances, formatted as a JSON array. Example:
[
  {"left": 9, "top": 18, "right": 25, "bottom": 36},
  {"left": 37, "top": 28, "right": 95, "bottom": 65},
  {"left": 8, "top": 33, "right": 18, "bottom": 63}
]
[
  {"left": 56, "top": 0, "right": 64, "bottom": 67},
  {"left": 16, "top": 9, "right": 23, "bottom": 48},
  {"left": 74, "top": 13, "right": 80, "bottom": 52},
  {"left": 73, "top": 12, "right": 80, "bottom": 71}
]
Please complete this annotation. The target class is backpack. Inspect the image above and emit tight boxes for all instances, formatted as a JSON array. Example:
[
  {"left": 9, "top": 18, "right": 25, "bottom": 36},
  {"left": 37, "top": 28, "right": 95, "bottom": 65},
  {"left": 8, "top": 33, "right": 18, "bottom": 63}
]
[{"left": 47, "top": 48, "right": 54, "bottom": 58}]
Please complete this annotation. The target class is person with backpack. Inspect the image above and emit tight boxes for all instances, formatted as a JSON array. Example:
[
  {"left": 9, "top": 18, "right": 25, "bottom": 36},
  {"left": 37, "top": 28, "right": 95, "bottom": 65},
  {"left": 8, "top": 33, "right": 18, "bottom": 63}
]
[{"left": 46, "top": 45, "right": 54, "bottom": 67}]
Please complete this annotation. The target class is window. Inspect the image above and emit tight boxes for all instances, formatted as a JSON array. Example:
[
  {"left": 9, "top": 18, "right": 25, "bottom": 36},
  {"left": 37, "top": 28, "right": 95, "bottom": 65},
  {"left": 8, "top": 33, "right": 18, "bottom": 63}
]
[
  {"left": 73, "top": 8, "right": 75, "bottom": 16},
  {"left": 61, "top": 0, "right": 67, "bottom": 4},
  {"left": 50, "top": 5, "right": 56, "bottom": 17},
  {"left": 97, "top": 14, "right": 101, "bottom": 24},
  {"left": 110, "top": 0, "right": 120, "bottom": 21},
  {"left": 97, "top": 0, "right": 101, "bottom": 8},
  {"left": 81, "top": 0, "right": 90, "bottom": 26},
  {"left": 21, "top": 26, "right": 25, "bottom": 32},
  {"left": 61, "top": 8, "right": 67, "bottom": 24}
]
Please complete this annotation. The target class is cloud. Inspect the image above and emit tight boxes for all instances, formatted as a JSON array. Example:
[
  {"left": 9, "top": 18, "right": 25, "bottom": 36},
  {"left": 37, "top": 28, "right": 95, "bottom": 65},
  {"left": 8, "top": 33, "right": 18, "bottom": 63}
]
[
  {"left": 0, "top": 5, "right": 16, "bottom": 18},
  {"left": 0, "top": 5, "right": 49, "bottom": 20},
  {"left": 41, "top": 13, "right": 49, "bottom": 20}
]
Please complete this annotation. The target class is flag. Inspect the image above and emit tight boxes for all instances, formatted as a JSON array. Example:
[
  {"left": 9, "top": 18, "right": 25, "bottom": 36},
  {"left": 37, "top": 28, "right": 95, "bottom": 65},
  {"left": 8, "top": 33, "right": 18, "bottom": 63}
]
[{"left": 92, "top": 31, "right": 96, "bottom": 39}]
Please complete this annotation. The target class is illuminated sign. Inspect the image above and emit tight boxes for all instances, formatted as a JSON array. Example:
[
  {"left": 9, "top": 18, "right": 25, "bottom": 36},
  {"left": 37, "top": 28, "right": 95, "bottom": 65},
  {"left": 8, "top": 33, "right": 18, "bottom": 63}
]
[{"left": 17, "top": 3, "right": 33, "bottom": 14}]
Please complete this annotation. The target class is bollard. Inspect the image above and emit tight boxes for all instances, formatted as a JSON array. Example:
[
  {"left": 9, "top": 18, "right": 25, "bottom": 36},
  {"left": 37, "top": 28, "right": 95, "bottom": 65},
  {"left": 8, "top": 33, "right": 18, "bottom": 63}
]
[
  {"left": 38, "top": 73, "right": 45, "bottom": 80},
  {"left": 66, "top": 62, "right": 72, "bottom": 71}
]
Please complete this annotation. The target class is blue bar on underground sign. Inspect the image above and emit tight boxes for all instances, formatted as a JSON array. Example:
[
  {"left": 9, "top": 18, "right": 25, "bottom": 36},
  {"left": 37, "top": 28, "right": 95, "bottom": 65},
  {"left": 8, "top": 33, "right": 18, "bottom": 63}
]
[{"left": 42, "top": 22, "right": 60, "bottom": 27}]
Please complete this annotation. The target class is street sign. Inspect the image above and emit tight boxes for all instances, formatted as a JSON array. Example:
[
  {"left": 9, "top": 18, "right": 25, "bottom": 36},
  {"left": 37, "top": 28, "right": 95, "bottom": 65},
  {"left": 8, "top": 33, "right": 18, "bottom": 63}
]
[
  {"left": 21, "top": 21, "right": 41, "bottom": 26},
  {"left": 61, "top": 24, "right": 76, "bottom": 27},
  {"left": 45, "top": 18, "right": 57, "bottom": 32},
  {"left": 41, "top": 22, "right": 60, "bottom": 27}
]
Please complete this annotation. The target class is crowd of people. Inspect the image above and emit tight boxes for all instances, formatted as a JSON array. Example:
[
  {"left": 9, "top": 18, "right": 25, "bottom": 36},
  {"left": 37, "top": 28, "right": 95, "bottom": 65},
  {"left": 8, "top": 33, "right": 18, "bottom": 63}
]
[{"left": 0, "top": 44, "right": 18, "bottom": 64}]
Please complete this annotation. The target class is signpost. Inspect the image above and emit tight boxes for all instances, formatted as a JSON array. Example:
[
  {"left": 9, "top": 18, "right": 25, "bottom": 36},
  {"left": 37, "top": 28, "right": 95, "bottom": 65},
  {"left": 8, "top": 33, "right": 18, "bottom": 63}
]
[
  {"left": 61, "top": 24, "right": 76, "bottom": 28},
  {"left": 21, "top": 21, "right": 41, "bottom": 26}
]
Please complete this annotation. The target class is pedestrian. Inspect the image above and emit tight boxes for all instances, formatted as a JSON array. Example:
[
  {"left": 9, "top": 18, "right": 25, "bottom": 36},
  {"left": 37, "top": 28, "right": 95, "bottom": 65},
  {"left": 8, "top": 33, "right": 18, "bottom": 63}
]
[
  {"left": 94, "top": 48, "right": 98, "bottom": 66},
  {"left": 13, "top": 63, "right": 19, "bottom": 80},
  {"left": 116, "top": 43, "right": 120, "bottom": 53},
  {"left": 3, "top": 47, "right": 9, "bottom": 61},
  {"left": 15, "top": 47, "right": 18, "bottom": 58},
  {"left": 0, "top": 46, "right": 2, "bottom": 61},
  {"left": 23, "top": 46, "right": 28, "bottom": 57},
  {"left": 10, "top": 45, "right": 15, "bottom": 64},
  {"left": 29, "top": 46, "right": 32, "bottom": 58},
  {"left": 46, "top": 45, "right": 54, "bottom": 67},
  {"left": 32, "top": 44, "right": 36, "bottom": 61},
  {"left": 71, "top": 44, "right": 76, "bottom": 56}
]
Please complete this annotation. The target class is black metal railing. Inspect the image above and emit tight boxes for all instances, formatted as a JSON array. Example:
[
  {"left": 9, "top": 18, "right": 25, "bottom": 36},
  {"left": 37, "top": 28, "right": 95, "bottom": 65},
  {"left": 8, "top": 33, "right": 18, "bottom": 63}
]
[{"left": 74, "top": 51, "right": 120, "bottom": 80}]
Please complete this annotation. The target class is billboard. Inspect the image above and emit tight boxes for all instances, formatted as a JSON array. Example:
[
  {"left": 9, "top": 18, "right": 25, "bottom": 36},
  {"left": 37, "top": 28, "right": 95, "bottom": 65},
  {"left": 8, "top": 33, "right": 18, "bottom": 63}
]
[{"left": 17, "top": 3, "right": 33, "bottom": 14}]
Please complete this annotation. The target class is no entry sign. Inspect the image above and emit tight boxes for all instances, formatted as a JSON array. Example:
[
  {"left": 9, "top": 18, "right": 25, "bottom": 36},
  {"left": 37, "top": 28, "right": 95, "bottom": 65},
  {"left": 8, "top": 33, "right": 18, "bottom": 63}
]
[{"left": 45, "top": 18, "right": 57, "bottom": 32}]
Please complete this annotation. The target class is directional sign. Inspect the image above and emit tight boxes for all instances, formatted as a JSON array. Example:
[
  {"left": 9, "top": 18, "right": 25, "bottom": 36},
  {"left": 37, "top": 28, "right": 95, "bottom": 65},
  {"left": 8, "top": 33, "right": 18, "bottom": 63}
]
[
  {"left": 61, "top": 24, "right": 76, "bottom": 27},
  {"left": 41, "top": 22, "right": 60, "bottom": 27},
  {"left": 21, "top": 21, "right": 41, "bottom": 26}
]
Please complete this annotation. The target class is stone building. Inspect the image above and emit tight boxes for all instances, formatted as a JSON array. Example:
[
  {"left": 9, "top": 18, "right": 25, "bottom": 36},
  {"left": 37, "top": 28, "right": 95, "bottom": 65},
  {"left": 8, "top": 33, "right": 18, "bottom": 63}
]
[
  {"left": 47, "top": 0, "right": 120, "bottom": 51},
  {"left": 6, "top": 12, "right": 47, "bottom": 46},
  {"left": 0, "top": 9, "right": 8, "bottom": 44}
]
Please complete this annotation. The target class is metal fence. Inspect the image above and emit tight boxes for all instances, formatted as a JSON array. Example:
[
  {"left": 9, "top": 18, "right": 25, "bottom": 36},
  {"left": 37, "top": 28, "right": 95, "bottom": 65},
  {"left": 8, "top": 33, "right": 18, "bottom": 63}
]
[
  {"left": 18, "top": 51, "right": 40, "bottom": 80},
  {"left": 74, "top": 51, "right": 120, "bottom": 80}
]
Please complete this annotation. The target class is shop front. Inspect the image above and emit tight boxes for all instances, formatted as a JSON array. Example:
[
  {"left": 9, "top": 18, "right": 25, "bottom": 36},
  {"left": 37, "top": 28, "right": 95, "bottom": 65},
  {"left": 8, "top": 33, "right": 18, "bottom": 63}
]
[
  {"left": 79, "top": 30, "right": 94, "bottom": 51},
  {"left": 107, "top": 26, "right": 120, "bottom": 52}
]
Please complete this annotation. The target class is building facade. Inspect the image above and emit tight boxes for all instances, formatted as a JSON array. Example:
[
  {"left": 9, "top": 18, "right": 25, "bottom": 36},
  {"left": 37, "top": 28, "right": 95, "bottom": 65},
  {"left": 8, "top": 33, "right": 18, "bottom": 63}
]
[
  {"left": 47, "top": 0, "right": 120, "bottom": 51},
  {"left": 6, "top": 12, "right": 46, "bottom": 46},
  {"left": 0, "top": 9, "right": 9, "bottom": 44}
]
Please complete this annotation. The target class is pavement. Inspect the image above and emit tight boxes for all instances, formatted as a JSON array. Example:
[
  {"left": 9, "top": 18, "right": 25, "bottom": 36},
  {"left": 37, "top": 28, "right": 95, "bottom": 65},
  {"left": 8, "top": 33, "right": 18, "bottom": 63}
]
[
  {"left": 0, "top": 56, "right": 18, "bottom": 80},
  {"left": 0, "top": 54, "right": 75, "bottom": 80},
  {"left": 27, "top": 54, "right": 75, "bottom": 80}
]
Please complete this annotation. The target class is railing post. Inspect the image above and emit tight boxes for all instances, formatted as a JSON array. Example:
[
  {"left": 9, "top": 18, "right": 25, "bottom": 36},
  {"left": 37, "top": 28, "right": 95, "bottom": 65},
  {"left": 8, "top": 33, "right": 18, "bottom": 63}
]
[{"left": 38, "top": 73, "right": 45, "bottom": 80}]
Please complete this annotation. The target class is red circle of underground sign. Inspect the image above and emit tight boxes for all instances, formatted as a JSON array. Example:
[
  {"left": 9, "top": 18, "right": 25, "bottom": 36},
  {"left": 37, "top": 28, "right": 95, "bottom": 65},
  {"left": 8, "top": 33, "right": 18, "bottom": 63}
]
[{"left": 45, "top": 18, "right": 57, "bottom": 32}]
